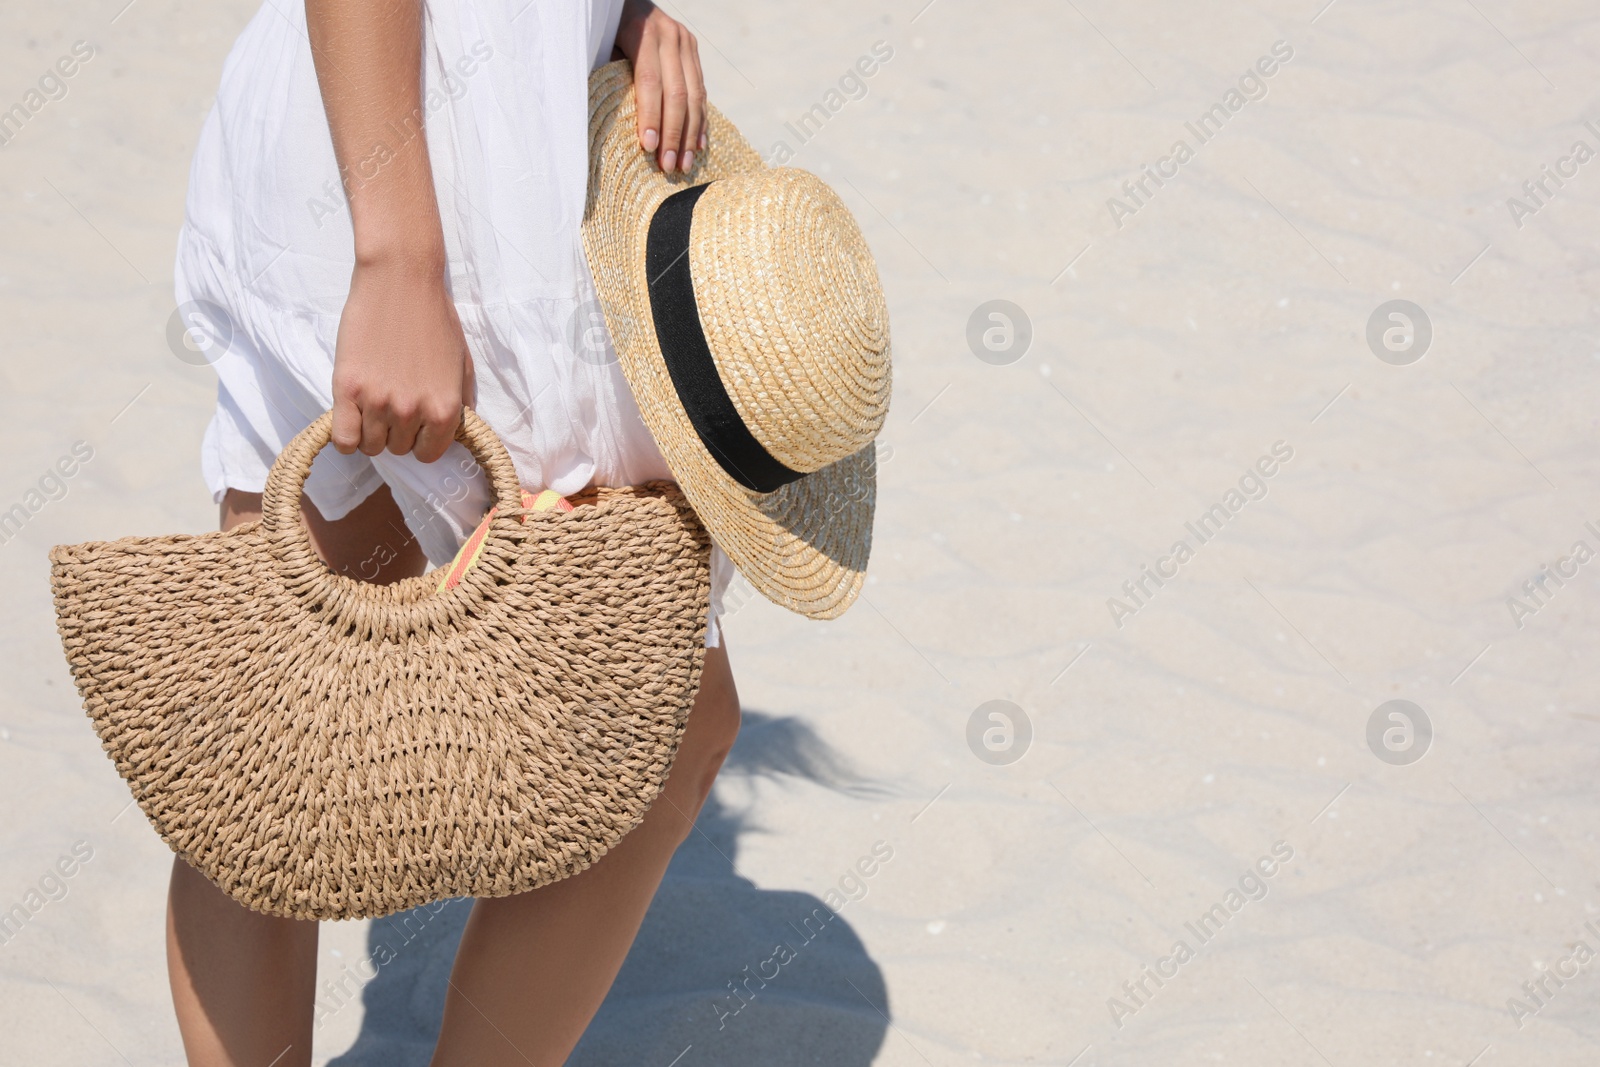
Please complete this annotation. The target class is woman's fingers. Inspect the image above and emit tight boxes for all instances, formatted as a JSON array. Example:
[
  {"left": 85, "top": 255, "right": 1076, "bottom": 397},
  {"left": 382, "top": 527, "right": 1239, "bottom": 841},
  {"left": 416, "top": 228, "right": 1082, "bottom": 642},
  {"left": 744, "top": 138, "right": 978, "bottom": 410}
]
[
  {"left": 412, "top": 412, "right": 453, "bottom": 465},
  {"left": 358, "top": 407, "right": 391, "bottom": 457},
  {"left": 632, "top": 28, "right": 662, "bottom": 157},
  {"left": 385, "top": 407, "right": 423, "bottom": 457},
  {"left": 331, "top": 388, "right": 364, "bottom": 455},
  {"left": 616, "top": 2, "right": 707, "bottom": 172},
  {"left": 654, "top": 21, "right": 688, "bottom": 173},
  {"left": 461, "top": 345, "right": 477, "bottom": 407},
  {"left": 679, "top": 32, "right": 705, "bottom": 171}
]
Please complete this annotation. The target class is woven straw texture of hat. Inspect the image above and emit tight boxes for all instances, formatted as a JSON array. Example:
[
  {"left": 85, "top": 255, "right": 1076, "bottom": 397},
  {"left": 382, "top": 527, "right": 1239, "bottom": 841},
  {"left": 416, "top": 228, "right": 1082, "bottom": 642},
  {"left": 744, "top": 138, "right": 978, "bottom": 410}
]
[
  {"left": 48, "top": 410, "right": 711, "bottom": 920},
  {"left": 582, "top": 61, "right": 891, "bottom": 620}
]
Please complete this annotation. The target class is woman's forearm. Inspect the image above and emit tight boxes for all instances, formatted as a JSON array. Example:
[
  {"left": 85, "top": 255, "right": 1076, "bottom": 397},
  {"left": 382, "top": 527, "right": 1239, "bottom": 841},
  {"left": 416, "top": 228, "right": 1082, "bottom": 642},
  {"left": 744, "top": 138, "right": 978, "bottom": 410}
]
[{"left": 305, "top": 0, "right": 445, "bottom": 270}]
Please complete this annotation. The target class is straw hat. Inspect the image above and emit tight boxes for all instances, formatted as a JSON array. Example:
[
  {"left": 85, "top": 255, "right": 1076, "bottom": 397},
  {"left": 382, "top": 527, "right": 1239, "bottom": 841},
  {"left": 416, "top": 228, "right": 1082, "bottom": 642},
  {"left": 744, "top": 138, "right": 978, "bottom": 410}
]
[{"left": 581, "top": 61, "right": 892, "bottom": 620}]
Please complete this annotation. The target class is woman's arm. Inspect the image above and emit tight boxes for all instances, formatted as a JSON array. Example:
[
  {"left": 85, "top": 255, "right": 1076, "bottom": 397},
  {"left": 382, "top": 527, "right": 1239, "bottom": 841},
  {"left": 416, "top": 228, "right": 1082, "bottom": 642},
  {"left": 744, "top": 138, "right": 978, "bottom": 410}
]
[
  {"left": 303, "top": 0, "right": 705, "bottom": 465},
  {"left": 305, "top": 0, "right": 473, "bottom": 463}
]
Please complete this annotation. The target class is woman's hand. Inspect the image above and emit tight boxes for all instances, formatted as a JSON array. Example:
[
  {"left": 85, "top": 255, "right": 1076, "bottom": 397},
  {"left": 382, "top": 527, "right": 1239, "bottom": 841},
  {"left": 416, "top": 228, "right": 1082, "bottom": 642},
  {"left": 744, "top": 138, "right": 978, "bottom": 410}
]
[
  {"left": 330, "top": 256, "right": 474, "bottom": 463},
  {"left": 615, "top": 0, "right": 706, "bottom": 174}
]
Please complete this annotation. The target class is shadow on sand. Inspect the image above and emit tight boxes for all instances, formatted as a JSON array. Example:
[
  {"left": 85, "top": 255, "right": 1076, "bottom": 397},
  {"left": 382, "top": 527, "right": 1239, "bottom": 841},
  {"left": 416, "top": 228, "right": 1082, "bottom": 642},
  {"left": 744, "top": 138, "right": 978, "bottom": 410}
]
[{"left": 324, "top": 710, "right": 890, "bottom": 1066}]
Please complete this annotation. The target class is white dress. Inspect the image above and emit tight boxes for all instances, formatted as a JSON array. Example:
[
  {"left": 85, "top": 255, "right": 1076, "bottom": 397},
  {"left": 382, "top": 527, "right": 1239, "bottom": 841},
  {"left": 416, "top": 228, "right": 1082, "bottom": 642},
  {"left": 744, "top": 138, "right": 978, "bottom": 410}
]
[{"left": 176, "top": 0, "right": 732, "bottom": 643}]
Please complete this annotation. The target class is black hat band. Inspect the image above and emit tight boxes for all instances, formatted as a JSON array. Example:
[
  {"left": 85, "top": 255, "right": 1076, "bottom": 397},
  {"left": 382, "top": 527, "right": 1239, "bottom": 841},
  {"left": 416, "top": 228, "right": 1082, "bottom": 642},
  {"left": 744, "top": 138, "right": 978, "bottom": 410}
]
[{"left": 644, "top": 182, "right": 806, "bottom": 495}]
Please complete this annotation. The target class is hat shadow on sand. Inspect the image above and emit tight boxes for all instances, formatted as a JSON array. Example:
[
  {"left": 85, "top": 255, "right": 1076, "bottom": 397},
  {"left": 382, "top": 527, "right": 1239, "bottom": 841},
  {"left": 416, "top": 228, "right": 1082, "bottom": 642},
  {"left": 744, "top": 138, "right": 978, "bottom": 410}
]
[{"left": 323, "top": 710, "right": 891, "bottom": 1066}]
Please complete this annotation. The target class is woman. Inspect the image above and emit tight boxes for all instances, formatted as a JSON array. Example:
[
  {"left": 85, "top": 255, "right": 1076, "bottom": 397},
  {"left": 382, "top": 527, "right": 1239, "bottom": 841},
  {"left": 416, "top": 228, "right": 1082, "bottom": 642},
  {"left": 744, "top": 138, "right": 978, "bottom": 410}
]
[{"left": 167, "top": 1, "right": 741, "bottom": 1063}]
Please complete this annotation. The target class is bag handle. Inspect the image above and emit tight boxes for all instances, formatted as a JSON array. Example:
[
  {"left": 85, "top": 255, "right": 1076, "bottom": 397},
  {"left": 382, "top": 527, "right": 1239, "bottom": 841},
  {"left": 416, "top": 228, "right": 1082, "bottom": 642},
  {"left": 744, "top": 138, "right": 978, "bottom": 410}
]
[{"left": 260, "top": 408, "right": 524, "bottom": 544}]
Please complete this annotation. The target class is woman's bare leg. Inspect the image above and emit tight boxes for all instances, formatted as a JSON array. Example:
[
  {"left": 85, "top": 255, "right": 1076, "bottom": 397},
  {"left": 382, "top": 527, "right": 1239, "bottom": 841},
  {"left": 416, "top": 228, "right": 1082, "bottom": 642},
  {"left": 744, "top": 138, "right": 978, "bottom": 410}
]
[
  {"left": 429, "top": 643, "right": 742, "bottom": 1067},
  {"left": 167, "top": 485, "right": 427, "bottom": 1067}
]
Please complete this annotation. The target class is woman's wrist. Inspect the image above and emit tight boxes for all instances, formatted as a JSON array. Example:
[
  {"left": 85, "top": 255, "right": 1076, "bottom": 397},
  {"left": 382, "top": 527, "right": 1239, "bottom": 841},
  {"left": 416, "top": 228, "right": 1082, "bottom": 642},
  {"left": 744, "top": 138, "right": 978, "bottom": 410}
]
[
  {"left": 350, "top": 190, "right": 448, "bottom": 274},
  {"left": 352, "top": 230, "right": 448, "bottom": 276}
]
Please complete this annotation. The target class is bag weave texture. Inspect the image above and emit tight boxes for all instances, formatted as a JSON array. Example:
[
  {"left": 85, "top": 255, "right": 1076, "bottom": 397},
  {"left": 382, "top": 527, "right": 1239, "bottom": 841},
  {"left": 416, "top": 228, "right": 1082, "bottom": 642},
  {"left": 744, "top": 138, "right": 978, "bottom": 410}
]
[{"left": 47, "top": 410, "right": 712, "bottom": 920}]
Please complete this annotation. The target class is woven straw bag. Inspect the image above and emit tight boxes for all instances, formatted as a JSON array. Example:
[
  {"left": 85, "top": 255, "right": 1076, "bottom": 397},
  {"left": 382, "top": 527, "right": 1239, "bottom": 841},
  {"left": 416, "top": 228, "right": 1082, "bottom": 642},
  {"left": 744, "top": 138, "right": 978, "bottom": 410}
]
[{"left": 48, "top": 410, "right": 712, "bottom": 920}]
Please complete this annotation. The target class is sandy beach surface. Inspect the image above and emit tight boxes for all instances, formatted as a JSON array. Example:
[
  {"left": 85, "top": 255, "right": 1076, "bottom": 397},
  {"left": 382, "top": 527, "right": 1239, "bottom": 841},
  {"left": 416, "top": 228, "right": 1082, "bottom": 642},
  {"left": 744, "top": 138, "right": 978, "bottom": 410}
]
[{"left": 5, "top": 0, "right": 1600, "bottom": 1063}]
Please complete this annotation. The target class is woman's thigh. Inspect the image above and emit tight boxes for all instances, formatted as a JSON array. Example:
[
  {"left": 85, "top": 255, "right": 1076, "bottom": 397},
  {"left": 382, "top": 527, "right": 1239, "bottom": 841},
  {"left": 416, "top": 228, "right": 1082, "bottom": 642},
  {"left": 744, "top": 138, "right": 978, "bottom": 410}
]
[
  {"left": 168, "top": 483, "right": 425, "bottom": 1067},
  {"left": 222, "top": 482, "right": 428, "bottom": 581}
]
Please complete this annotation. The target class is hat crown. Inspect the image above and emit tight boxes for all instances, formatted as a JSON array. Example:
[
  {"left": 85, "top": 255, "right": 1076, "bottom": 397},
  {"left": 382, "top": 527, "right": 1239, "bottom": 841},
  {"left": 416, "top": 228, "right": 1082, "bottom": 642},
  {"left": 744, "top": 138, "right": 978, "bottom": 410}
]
[{"left": 689, "top": 168, "right": 891, "bottom": 474}]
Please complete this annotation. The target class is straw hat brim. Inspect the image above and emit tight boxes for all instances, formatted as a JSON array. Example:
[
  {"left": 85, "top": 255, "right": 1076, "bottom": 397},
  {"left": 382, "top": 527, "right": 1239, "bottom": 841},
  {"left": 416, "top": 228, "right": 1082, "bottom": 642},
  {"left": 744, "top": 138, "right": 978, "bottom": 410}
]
[{"left": 582, "top": 61, "right": 873, "bottom": 620}]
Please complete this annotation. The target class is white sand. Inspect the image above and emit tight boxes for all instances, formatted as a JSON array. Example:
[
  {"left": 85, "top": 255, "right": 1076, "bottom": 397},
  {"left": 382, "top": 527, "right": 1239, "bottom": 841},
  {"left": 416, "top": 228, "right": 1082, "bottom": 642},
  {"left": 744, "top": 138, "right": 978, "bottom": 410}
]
[{"left": 4, "top": 0, "right": 1600, "bottom": 1063}]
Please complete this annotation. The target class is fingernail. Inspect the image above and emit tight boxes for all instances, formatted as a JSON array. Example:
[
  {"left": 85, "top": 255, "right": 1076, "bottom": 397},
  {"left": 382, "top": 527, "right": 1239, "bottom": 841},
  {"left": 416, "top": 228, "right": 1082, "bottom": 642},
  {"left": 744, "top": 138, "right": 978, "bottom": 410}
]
[
  {"left": 661, "top": 149, "right": 676, "bottom": 172},
  {"left": 642, "top": 128, "right": 659, "bottom": 152},
  {"left": 699, "top": 131, "right": 707, "bottom": 150},
  {"left": 682, "top": 151, "right": 695, "bottom": 171}
]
